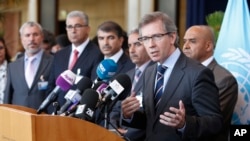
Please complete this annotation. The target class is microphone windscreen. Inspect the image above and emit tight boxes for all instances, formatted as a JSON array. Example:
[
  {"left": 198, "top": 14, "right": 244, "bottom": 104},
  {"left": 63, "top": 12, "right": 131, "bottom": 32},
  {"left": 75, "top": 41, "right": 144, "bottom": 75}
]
[
  {"left": 56, "top": 70, "right": 76, "bottom": 91},
  {"left": 96, "top": 59, "right": 117, "bottom": 80},
  {"left": 112, "top": 73, "right": 132, "bottom": 100},
  {"left": 80, "top": 89, "right": 99, "bottom": 108},
  {"left": 76, "top": 77, "right": 93, "bottom": 93}
]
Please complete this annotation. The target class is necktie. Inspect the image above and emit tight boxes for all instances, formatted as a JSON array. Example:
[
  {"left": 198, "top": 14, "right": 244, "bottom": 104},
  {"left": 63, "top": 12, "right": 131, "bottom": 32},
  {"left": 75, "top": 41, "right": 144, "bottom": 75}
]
[
  {"left": 131, "top": 68, "right": 141, "bottom": 92},
  {"left": 154, "top": 65, "right": 167, "bottom": 106},
  {"left": 69, "top": 50, "right": 79, "bottom": 70},
  {"left": 25, "top": 58, "right": 36, "bottom": 88}
]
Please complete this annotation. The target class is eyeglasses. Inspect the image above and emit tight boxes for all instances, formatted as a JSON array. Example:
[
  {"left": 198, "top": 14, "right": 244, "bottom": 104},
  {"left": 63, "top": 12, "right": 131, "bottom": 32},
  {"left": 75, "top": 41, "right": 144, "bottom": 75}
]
[
  {"left": 138, "top": 32, "right": 172, "bottom": 44},
  {"left": 66, "top": 24, "right": 88, "bottom": 30}
]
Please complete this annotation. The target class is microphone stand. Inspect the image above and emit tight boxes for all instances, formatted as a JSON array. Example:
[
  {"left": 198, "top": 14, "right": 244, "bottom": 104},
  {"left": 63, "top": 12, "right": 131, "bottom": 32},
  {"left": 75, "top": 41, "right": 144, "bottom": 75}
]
[
  {"left": 103, "top": 102, "right": 130, "bottom": 141},
  {"left": 52, "top": 101, "right": 60, "bottom": 115}
]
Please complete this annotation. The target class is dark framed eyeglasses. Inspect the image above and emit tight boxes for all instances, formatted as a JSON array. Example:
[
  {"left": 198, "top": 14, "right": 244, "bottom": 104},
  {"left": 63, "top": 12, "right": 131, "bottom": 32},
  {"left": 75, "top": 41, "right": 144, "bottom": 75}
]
[{"left": 138, "top": 32, "right": 172, "bottom": 44}]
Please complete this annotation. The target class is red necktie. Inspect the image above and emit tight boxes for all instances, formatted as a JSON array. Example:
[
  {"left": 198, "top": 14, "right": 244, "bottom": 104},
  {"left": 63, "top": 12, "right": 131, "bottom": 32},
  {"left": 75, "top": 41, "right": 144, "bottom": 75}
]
[{"left": 69, "top": 50, "right": 79, "bottom": 70}]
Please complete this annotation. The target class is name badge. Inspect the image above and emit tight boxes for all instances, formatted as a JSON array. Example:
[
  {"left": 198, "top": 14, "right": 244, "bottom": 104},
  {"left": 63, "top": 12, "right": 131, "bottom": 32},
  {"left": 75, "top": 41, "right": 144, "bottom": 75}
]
[{"left": 38, "top": 81, "right": 48, "bottom": 90}]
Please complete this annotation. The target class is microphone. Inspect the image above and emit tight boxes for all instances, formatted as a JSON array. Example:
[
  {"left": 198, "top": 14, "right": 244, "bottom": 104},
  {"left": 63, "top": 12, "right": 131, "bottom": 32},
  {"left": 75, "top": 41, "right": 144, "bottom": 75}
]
[
  {"left": 75, "top": 88, "right": 100, "bottom": 121},
  {"left": 37, "top": 70, "right": 76, "bottom": 114},
  {"left": 57, "top": 77, "right": 93, "bottom": 114},
  {"left": 95, "top": 82, "right": 109, "bottom": 107},
  {"left": 101, "top": 73, "right": 132, "bottom": 104},
  {"left": 93, "top": 59, "right": 117, "bottom": 85},
  {"left": 96, "top": 83, "right": 108, "bottom": 96}
]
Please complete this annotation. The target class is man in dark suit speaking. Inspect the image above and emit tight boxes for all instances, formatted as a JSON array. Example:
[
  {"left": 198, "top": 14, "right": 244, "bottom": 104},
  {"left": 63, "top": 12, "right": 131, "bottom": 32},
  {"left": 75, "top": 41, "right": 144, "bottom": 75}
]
[{"left": 121, "top": 12, "right": 223, "bottom": 141}]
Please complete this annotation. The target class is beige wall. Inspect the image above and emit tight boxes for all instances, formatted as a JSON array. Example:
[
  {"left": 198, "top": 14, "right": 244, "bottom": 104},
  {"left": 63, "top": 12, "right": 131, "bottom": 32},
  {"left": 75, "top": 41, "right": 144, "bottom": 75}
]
[
  {"left": 2, "top": 0, "right": 187, "bottom": 58},
  {"left": 58, "top": 0, "right": 126, "bottom": 38}
]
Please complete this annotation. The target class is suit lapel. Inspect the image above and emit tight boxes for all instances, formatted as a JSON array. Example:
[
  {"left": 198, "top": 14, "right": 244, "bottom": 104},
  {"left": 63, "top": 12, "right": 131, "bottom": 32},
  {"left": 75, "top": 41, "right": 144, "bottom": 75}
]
[
  {"left": 144, "top": 64, "right": 158, "bottom": 115},
  {"left": 30, "top": 53, "right": 50, "bottom": 89},
  {"left": 207, "top": 59, "right": 217, "bottom": 71},
  {"left": 16, "top": 57, "right": 29, "bottom": 88}
]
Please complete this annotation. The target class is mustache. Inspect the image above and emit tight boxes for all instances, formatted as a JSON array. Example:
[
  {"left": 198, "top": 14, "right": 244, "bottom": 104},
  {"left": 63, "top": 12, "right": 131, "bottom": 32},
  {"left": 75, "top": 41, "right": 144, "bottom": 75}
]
[
  {"left": 130, "top": 54, "right": 138, "bottom": 58},
  {"left": 28, "top": 42, "right": 38, "bottom": 46},
  {"left": 101, "top": 45, "right": 111, "bottom": 49}
]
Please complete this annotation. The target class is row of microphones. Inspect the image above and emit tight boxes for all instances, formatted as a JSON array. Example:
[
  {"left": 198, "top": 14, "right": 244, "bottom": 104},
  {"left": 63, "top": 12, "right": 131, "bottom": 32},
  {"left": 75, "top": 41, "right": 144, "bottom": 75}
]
[
  {"left": 37, "top": 70, "right": 76, "bottom": 114},
  {"left": 36, "top": 59, "right": 116, "bottom": 114},
  {"left": 57, "top": 77, "right": 93, "bottom": 115},
  {"left": 36, "top": 58, "right": 132, "bottom": 126},
  {"left": 60, "top": 73, "right": 132, "bottom": 123}
]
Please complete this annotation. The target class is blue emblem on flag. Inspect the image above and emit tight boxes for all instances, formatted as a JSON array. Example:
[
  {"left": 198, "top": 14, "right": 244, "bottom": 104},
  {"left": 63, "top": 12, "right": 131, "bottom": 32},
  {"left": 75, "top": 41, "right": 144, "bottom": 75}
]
[{"left": 214, "top": 0, "right": 250, "bottom": 124}]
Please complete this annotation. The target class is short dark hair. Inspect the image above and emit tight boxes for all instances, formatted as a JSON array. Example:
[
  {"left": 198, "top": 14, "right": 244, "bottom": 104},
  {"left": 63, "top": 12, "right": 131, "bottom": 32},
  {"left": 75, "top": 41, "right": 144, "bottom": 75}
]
[
  {"left": 97, "top": 21, "right": 124, "bottom": 37},
  {"left": 0, "top": 37, "right": 11, "bottom": 62}
]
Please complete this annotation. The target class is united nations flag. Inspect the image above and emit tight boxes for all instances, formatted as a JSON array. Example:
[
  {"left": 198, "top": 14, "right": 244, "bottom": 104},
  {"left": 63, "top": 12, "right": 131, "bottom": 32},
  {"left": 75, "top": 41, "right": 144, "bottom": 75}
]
[{"left": 214, "top": 0, "right": 250, "bottom": 124}]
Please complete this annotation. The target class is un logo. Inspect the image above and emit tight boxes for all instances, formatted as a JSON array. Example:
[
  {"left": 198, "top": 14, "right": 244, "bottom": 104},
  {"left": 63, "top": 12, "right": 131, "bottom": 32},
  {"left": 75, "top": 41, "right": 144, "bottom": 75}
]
[{"left": 220, "top": 48, "right": 250, "bottom": 124}]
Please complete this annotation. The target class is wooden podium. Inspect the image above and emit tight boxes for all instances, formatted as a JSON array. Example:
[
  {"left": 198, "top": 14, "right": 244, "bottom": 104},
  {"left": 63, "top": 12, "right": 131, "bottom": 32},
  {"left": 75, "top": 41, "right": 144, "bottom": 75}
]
[{"left": 0, "top": 104, "right": 124, "bottom": 141}]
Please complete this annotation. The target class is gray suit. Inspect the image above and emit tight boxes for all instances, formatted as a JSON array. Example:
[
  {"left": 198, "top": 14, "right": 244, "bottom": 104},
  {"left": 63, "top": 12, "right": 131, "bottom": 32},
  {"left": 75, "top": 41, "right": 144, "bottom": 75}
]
[
  {"left": 4, "top": 52, "right": 53, "bottom": 111},
  {"left": 119, "top": 61, "right": 155, "bottom": 141},
  {"left": 207, "top": 59, "right": 238, "bottom": 141}
]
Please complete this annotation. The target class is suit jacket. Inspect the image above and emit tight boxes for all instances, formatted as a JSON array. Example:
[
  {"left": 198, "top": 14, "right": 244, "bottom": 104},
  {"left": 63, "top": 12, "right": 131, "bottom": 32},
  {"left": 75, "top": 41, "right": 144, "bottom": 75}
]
[
  {"left": 118, "top": 61, "right": 155, "bottom": 141},
  {"left": 207, "top": 59, "right": 238, "bottom": 141},
  {"left": 123, "top": 53, "right": 223, "bottom": 141},
  {"left": 4, "top": 52, "right": 53, "bottom": 111},
  {"left": 47, "top": 41, "right": 103, "bottom": 113}
]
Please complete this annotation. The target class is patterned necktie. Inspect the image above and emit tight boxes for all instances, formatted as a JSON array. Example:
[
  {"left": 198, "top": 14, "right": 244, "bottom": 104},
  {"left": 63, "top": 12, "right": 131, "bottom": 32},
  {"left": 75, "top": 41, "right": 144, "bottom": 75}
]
[
  {"left": 154, "top": 65, "right": 167, "bottom": 106},
  {"left": 25, "top": 58, "right": 36, "bottom": 88},
  {"left": 132, "top": 68, "right": 141, "bottom": 92},
  {"left": 69, "top": 50, "right": 79, "bottom": 70}
]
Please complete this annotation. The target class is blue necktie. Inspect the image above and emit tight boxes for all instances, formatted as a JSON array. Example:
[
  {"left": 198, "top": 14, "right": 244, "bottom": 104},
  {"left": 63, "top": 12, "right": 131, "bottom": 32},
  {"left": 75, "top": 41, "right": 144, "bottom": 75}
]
[{"left": 154, "top": 65, "right": 167, "bottom": 106}]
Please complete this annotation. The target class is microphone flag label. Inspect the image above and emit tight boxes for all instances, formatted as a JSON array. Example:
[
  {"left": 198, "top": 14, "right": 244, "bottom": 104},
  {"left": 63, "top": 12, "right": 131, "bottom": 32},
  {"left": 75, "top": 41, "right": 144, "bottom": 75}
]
[{"left": 109, "top": 79, "right": 124, "bottom": 100}]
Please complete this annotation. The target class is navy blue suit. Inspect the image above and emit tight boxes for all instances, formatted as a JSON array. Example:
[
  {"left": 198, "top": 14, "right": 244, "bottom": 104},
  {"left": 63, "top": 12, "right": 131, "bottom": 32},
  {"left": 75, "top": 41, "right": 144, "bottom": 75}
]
[{"left": 47, "top": 41, "right": 103, "bottom": 113}]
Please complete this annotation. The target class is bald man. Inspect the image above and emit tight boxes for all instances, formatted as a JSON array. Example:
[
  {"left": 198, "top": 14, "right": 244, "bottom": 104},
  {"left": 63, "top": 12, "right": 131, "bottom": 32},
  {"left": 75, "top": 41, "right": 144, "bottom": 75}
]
[{"left": 183, "top": 25, "right": 238, "bottom": 141}]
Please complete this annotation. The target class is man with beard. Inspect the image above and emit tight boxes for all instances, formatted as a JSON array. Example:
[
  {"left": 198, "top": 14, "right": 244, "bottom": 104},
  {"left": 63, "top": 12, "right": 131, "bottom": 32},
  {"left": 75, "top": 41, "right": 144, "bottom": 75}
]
[{"left": 4, "top": 21, "right": 54, "bottom": 111}]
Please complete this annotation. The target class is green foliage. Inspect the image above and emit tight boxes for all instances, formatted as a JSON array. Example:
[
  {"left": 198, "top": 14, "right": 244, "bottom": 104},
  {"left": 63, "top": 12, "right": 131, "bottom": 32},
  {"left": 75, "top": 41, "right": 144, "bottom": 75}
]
[{"left": 206, "top": 11, "right": 224, "bottom": 42}]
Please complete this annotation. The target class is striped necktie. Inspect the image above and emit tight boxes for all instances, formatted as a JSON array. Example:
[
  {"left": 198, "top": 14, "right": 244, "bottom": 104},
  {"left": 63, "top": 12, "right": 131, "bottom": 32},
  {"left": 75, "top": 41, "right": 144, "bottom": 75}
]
[
  {"left": 131, "top": 68, "right": 141, "bottom": 92},
  {"left": 154, "top": 65, "right": 167, "bottom": 106}
]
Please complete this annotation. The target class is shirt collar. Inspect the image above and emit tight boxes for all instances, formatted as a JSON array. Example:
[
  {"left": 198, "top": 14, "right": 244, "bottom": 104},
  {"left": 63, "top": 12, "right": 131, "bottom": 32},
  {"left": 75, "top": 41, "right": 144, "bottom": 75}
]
[
  {"left": 159, "top": 48, "right": 181, "bottom": 69},
  {"left": 71, "top": 38, "right": 90, "bottom": 55},
  {"left": 136, "top": 60, "right": 151, "bottom": 73},
  {"left": 104, "top": 49, "right": 123, "bottom": 63},
  {"left": 25, "top": 49, "right": 43, "bottom": 62},
  {"left": 201, "top": 56, "right": 214, "bottom": 67}
]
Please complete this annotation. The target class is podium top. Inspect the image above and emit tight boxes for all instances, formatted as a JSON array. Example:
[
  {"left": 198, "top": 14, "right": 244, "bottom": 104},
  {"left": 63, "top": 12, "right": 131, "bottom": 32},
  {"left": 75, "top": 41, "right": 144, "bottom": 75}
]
[{"left": 0, "top": 104, "right": 124, "bottom": 141}]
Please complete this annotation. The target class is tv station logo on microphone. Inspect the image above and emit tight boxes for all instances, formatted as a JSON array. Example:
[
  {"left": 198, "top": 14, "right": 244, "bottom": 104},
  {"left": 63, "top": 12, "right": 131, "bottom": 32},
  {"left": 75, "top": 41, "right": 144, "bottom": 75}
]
[{"left": 230, "top": 125, "right": 250, "bottom": 141}]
